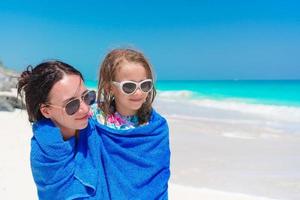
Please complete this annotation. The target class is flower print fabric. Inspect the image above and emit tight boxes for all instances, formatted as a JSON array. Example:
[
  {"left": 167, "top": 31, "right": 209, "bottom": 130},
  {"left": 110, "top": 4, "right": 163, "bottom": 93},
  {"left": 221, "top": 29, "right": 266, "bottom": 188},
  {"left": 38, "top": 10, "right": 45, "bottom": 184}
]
[{"left": 91, "top": 104, "right": 147, "bottom": 130}]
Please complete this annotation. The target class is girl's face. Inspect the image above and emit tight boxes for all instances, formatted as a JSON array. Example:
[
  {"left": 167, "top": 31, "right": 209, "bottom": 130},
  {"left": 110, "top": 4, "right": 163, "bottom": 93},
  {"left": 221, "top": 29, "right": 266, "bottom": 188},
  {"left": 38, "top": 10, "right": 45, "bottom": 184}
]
[
  {"left": 111, "top": 61, "right": 150, "bottom": 116},
  {"left": 40, "top": 74, "right": 91, "bottom": 137}
]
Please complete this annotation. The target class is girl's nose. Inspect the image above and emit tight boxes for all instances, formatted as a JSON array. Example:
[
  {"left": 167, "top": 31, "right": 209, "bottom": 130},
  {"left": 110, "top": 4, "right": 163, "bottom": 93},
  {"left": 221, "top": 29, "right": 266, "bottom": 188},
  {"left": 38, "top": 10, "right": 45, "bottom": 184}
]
[{"left": 133, "top": 87, "right": 143, "bottom": 96}]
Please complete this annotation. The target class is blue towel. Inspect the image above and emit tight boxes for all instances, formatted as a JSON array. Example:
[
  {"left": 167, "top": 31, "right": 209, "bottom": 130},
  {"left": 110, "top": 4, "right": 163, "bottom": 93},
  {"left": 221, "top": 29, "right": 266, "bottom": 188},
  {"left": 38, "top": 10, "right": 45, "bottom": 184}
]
[
  {"left": 95, "top": 109, "right": 171, "bottom": 200},
  {"left": 31, "top": 119, "right": 108, "bottom": 200},
  {"left": 31, "top": 109, "right": 170, "bottom": 199}
]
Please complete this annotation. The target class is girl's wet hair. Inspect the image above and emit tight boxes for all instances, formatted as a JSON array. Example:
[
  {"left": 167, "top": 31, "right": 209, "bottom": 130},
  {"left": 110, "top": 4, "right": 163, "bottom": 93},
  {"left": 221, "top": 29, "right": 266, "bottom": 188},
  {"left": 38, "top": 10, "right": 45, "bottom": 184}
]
[
  {"left": 97, "top": 48, "right": 156, "bottom": 124},
  {"left": 17, "top": 60, "right": 83, "bottom": 122}
]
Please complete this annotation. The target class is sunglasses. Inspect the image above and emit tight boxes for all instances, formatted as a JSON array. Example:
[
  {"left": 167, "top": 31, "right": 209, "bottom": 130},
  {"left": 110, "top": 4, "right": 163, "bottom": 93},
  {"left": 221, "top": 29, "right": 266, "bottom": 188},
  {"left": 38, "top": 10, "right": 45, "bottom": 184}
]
[
  {"left": 112, "top": 79, "right": 153, "bottom": 95},
  {"left": 46, "top": 90, "right": 96, "bottom": 115}
]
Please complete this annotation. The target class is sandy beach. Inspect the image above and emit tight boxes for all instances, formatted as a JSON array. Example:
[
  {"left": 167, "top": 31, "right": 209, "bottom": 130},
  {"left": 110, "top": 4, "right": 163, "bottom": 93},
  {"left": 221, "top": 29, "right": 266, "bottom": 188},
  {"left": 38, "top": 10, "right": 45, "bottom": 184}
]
[
  {"left": 156, "top": 97, "right": 300, "bottom": 200},
  {"left": 1, "top": 0, "right": 300, "bottom": 198},
  {"left": 1, "top": 96, "right": 300, "bottom": 199}
]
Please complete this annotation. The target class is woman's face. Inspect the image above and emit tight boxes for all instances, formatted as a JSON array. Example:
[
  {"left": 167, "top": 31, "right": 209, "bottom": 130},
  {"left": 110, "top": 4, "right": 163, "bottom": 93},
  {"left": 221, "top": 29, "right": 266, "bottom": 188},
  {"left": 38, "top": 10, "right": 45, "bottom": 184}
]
[
  {"left": 41, "top": 74, "right": 90, "bottom": 136},
  {"left": 111, "top": 61, "right": 150, "bottom": 116}
]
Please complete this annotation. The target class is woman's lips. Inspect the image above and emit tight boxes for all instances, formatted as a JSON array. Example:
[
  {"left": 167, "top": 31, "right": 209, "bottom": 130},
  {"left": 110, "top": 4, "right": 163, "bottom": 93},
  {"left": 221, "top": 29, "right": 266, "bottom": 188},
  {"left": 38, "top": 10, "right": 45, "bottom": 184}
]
[{"left": 76, "top": 114, "right": 89, "bottom": 120}]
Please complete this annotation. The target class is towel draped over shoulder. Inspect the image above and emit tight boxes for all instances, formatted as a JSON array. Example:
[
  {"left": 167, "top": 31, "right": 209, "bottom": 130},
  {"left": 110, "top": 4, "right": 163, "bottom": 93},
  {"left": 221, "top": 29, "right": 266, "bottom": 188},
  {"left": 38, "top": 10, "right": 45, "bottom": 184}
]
[
  {"left": 95, "top": 109, "right": 171, "bottom": 199},
  {"left": 31, "top": 110, "right": 170, "bottom": 200}
]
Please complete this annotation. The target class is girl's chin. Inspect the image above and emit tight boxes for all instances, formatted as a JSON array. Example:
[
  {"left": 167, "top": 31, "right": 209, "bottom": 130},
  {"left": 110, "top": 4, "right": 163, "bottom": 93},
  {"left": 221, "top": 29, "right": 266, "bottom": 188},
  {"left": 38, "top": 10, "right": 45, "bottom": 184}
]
[
  {"left": 130, "top": 100, "right": 144, "bottom": 107},
  {"left": 130, "top": 105, "right": 143, "bottom": 112}
]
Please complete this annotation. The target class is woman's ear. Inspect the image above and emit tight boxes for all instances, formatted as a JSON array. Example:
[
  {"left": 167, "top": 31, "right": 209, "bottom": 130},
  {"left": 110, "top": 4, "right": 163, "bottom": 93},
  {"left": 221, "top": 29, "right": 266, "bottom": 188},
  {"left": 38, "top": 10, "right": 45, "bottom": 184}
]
[{"left": 40, "top": 104, "right": 51, "bottom": 118}]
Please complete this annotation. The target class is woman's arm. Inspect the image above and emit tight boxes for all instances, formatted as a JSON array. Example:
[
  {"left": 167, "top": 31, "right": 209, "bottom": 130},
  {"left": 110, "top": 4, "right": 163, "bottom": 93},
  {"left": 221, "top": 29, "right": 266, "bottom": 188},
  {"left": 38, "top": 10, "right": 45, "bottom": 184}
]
[{"left": 30, "top": 119, "right": 99, "bottom": 200}]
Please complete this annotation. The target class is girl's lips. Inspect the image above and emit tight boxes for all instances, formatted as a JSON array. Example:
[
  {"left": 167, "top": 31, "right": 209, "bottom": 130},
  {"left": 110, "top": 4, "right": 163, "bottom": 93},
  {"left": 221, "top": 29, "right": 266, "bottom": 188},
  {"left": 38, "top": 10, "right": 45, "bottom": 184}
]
[{"left": 130, "top": 98, "right": 143, "bottom": 102}]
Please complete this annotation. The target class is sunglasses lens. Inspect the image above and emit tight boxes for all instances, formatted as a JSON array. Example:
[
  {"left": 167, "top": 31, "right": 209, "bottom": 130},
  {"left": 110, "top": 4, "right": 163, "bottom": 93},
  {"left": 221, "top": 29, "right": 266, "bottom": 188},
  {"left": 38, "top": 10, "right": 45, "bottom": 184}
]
[
  {"left": 65, "top": 99, "right": 80, "bottom": 115},
  {"left": 141, "top": 81, "right": 153, "bottom": 92},
  {"left": 122, "top": 82, "right": 137, "bottom": 94},
  {"left": 83, "top": 91, "right": 96, "bottom": 105}
]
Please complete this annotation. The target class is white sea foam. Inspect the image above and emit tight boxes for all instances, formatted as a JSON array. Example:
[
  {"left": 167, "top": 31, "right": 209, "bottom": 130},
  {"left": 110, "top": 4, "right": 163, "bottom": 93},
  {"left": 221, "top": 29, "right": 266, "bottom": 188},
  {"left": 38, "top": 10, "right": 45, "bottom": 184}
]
[
  {"left": 221, "top": 132, "right": 258, "bottom": 139},
  {"left": 156, "top": 90, "right": 195, "bottom": 100},
  {"left": 190, "top": 98, "right": 300, "bottom": 123},
  {"left": 157, "top": 90, "right": 300, "bottom": 123},
  {"left": 156, "top": 90, "right": 300, "bottom": 139}
]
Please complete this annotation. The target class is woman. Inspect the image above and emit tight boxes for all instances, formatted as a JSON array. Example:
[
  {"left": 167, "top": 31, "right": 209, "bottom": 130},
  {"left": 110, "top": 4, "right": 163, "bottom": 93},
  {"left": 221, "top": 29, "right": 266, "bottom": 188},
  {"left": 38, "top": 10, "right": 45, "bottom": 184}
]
[{"left": 17, "top": 60, "right": 107, "bottom": 199}]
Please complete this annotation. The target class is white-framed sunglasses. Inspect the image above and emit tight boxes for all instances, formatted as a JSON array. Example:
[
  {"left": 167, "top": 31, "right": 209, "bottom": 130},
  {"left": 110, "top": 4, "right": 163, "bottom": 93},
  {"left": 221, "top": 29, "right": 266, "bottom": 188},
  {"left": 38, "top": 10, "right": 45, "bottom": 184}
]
[{"left": 112, "top": 79, "right": 153, "bottom": 95}]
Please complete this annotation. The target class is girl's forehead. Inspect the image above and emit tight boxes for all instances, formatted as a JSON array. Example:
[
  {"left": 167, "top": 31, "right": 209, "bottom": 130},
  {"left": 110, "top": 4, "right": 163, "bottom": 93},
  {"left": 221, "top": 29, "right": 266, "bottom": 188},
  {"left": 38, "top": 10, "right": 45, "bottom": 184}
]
[{"left": 115, "top": 62, "right": 148, "bottom": 79}]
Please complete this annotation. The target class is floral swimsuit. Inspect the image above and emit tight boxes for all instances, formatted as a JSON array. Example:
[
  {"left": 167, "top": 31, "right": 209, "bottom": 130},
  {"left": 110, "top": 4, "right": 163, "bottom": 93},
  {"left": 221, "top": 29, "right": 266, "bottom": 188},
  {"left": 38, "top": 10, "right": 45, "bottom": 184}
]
[{"left": 91, "top": 104, "right": 147, "bottom": 130}]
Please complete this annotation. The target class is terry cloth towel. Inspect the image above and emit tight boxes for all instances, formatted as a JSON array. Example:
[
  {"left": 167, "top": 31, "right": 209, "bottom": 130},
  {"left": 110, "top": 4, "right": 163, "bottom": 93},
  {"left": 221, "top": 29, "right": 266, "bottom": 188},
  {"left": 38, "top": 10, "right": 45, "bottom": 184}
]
[
  {"left": 30, "top": 110, "right": 170, "bottom": 200},
  {"left": 30, "top": 119, "right": 109, "bottom": 200},
  {"left": 94, "top": 109, "right": 171, "bottom": 200}
]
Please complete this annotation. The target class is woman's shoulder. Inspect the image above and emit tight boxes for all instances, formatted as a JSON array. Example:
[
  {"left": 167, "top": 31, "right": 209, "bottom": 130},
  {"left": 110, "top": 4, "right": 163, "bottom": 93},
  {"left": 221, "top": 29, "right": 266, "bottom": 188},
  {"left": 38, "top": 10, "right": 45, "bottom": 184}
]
[
  {"left": 32, "top": 119, "right": 64, "bottom": 143},
  {"left": 31, "top": 119, "right": 77, "bottom": 157}
]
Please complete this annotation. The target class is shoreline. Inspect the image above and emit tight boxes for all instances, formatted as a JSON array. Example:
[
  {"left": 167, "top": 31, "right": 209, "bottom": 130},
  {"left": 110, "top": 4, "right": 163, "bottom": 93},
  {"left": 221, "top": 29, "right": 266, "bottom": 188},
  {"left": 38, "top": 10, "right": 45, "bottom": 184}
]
[{"left": 156, "top": 97, "right": 300, "bottom": 200}]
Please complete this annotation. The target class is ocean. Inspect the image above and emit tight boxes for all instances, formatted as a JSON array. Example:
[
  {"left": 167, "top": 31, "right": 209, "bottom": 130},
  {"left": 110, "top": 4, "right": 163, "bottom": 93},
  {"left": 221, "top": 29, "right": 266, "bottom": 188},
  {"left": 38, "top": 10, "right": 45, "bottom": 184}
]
[
  {"left": 155, "top": 80, "right": 300, "bottom": 107},
  {"left": 86, "top": 80, "right": 300, "bottom": 133},
  {"left": 86, "top": 80, "right": 300, "bottom": 106}
]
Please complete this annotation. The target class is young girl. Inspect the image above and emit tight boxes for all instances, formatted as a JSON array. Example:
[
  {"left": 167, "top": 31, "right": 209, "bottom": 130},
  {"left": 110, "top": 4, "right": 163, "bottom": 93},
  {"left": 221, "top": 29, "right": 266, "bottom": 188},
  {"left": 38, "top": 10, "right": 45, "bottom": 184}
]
[
  {"left": 93, "top": 48, "right": 171, "bottom": 199},
  {"left": 94, "top": 48, "right": 156, "bottom": 128}
]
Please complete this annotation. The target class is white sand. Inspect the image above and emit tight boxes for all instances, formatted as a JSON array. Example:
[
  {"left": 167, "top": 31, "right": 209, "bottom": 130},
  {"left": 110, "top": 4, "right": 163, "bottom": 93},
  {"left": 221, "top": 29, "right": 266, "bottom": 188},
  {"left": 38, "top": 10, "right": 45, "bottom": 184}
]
[
  {"left": 0, "top": 110, "right": 36, "bottom": 199},
  {"left": 0, "top": 108, "right": 294, "bottom": 199},
  {"left": 169, "top": 184, "right": 279, "bottom": 200},
  {"left": 156, "top": 98, "right": 300, "bottom": 200}
]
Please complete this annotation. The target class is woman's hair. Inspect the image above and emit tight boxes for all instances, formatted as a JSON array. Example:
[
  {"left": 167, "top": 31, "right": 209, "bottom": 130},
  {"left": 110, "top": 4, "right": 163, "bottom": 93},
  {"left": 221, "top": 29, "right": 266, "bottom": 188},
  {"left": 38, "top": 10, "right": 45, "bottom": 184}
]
[
  {"left": 17, "top": 60, "right": 83, "bottom": 123},
  {"left": 97, "top": 48, "right": 156, "bottom": 124}
]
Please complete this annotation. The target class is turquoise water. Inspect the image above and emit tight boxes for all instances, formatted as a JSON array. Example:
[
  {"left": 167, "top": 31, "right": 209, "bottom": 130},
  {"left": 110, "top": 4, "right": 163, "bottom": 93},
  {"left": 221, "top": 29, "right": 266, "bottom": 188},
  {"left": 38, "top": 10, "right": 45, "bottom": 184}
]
[{"left": 86, "top": 80, "right": 300, "bottom": 107}]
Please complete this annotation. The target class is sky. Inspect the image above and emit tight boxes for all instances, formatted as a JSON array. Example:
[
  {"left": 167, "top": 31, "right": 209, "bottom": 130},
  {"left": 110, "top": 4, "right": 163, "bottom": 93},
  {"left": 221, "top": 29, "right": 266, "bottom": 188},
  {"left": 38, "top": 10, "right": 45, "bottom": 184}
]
[{"left": 0, "top": 0, "right": 300, "bottom": 80}]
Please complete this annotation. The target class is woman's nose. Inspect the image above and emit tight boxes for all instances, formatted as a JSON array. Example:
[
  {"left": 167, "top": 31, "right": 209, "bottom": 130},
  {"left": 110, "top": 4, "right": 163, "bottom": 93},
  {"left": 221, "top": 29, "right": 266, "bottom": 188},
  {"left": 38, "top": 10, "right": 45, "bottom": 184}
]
[{"left": 78, "top": 99, "right": 90, "bottom": 113}]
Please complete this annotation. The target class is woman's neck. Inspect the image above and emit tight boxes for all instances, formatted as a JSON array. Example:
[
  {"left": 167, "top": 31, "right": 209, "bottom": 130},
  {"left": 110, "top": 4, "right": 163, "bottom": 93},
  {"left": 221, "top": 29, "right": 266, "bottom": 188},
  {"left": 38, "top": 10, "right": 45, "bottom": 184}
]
[
  {"left": 60, "top": 127, "right": 77, "bottom": 140},
  {"left": 52, "top": 120, "right": 77, "bottom": 140}
]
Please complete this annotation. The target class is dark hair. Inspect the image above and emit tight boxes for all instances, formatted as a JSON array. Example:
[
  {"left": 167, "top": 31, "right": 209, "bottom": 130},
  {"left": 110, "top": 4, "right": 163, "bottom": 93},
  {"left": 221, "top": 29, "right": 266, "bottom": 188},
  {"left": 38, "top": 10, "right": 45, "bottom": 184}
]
[
  {"left": 17, "top": 60, "right": 83, "bottom": 123},
  {"left": 97, "top": 48, "right": 156, "bottom": 124}
]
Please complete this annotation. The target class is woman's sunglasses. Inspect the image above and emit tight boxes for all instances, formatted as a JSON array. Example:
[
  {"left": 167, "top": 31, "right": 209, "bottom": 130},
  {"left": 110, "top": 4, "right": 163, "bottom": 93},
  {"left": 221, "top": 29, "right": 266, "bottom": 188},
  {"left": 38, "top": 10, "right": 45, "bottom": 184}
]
[
  {"left": 112, "top": 79, "right": 153, "bottom": 95},
  {"left": 46, "top": 90, "right": 96, "bottom": 115}
]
